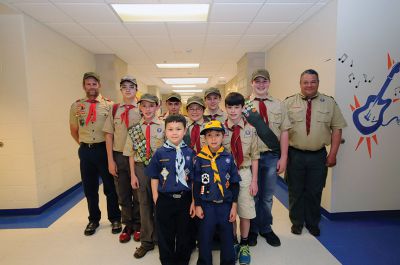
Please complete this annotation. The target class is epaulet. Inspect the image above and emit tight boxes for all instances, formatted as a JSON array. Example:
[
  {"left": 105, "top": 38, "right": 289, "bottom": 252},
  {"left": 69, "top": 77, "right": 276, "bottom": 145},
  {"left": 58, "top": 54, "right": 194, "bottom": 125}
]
[
  {"left": 75, "top": 98, "right": 82, "bottom": 103},
  {"left": 319, "top": 93, "right": 336, "bottom": 102},
  {"left": 284, "top": 94, "right": 296, "bottom": 100}
]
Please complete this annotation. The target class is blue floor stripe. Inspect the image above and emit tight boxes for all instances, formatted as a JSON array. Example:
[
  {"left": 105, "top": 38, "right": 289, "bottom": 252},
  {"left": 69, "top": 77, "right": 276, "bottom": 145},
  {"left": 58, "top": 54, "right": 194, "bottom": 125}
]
[
  {"left": 0, "top": 184, "right": 85, "bottom": 229},
  {"left": 275, "top": 178, "right": 400, "bottom": 265}
]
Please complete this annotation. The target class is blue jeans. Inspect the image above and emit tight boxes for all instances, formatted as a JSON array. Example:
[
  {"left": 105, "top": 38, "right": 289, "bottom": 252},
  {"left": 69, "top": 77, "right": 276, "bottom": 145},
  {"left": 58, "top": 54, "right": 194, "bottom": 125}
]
[{"left": 250, "top": 151, "right": 279, "bottom": 235}]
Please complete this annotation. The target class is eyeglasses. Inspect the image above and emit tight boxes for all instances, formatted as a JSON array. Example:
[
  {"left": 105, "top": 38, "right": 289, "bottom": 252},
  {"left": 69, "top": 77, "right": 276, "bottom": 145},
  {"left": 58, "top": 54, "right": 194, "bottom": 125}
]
[{"left": 188, "top": 107, "right": 203, "bottom": 112}]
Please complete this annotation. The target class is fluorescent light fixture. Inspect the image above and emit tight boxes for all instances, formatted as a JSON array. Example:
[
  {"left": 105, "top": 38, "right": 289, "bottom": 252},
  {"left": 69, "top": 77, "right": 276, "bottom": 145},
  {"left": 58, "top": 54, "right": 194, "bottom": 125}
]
[
  {"left": 162, "top": 78, "right": 208, "bottom": 85},
  {"left": 111, "top": 4, "right": 209, "bottom": 22},
  {"left": 157, "top": 63, "right": 199, "bottom": 69},
  {"left": 173, "top": 89, "right": 203, "bottom": 93},
  {"left": 172, "top": 85, "right": 197, "bottom": 88}
]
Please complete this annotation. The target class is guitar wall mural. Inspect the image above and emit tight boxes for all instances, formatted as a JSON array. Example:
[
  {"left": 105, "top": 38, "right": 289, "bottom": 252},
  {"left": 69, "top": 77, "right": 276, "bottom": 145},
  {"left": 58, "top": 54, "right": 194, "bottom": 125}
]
[{"left": 339, "top": 53, "right": 400, "bottom": 158}]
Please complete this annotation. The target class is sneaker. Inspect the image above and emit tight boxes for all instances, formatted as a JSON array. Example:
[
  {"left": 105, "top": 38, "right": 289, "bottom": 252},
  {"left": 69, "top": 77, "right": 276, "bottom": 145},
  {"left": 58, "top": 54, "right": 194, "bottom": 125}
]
[
  {"left": 234, "top": 243, "right": 240, "bottom": 261},
  {"left": 291, "top": 225, "right": 303, "bottom": 235},
  {"left": 248, "top": 233, "right": 257, "bottom": 247},
  {"left": 84, "top": 222, "right": 99, "bottom": 236},
  {"left": 260, "top": 231, "right": 281, "bottom": 247},
  {"left": 119, "top": 226, "right": 133, "bottom": 243},
  {"left": 238, "top": 245, "right": 251, "bottom": 265},
  {"left": 133, "top": 230, "right": 141, "bottom": 242},
  {"left": 111, "top": 220, "right": 122, "bottom": 234},
  {"left": 133, "top": 245, "right": 154, "bottom": 259}
]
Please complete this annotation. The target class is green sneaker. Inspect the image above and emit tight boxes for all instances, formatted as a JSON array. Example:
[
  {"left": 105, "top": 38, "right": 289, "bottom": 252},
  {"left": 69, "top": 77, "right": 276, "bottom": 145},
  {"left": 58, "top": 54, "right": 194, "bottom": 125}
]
[{"left": 238, "top": 245, "right": 251, "bottom": 265}]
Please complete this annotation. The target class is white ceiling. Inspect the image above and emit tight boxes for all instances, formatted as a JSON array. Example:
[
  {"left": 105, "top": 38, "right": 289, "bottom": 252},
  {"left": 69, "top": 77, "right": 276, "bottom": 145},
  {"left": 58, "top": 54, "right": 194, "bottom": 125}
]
[{"left": 3, "top": 0, "right": 330, "bottom": 93}]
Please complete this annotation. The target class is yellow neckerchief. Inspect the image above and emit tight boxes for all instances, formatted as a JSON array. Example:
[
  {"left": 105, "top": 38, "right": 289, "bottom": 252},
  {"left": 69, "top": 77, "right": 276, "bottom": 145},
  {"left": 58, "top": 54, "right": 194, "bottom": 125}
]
[{"left": 197, "top": 145, "right": 225, "bottom": 197}]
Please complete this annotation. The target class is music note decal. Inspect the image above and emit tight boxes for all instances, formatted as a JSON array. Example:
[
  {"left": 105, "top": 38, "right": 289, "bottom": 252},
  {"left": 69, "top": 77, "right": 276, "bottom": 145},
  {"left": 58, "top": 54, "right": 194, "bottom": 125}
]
[
  {"left": 338, "top": 53, "right": 348, "bottom": 63},
  {"left": 348, "top": 73, "right": 356, "bottom": 83}
]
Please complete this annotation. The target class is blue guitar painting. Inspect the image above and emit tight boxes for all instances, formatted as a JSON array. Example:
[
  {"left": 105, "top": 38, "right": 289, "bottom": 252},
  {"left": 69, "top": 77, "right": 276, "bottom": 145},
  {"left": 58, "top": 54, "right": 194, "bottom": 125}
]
[{"left": 352, "top": 61, "right": 400, "bottom": 135}]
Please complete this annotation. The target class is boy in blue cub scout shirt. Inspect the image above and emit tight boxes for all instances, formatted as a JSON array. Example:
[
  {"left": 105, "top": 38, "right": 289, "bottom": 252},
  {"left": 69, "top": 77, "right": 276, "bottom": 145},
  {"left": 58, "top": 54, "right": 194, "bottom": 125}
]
[
  {"left": 146, "top": 114, "right": 196, "bottom": 265},
  {"left": 194, "top": 120, "right": 241, "bottom": 265}
]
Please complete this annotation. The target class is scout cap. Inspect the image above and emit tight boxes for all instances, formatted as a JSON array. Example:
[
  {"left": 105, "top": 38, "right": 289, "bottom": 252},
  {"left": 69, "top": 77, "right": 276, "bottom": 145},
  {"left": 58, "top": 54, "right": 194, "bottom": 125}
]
[
  {"left": 120, "top": 75, "right": 137, "bottom": 86},
  {"left": 166, "top": 92, "right": 181, "bottom": 102},
  {"left": 204, "top": 87, "right": 221, "bottom": 98},
  {"left": 200, "top": 120, "right": 225, "bottom": 135},
  {"left": 138, "top": 93, "right": 159, "bottom": 105},
  {"left": 186, "top": 96, "right": 205, "bottom": 109},
  {"left": 83, "top": 72, "right": 100, "bottom": 82},
  {"left": 251, "top": 69, "right": 270, "bottom": 81}
]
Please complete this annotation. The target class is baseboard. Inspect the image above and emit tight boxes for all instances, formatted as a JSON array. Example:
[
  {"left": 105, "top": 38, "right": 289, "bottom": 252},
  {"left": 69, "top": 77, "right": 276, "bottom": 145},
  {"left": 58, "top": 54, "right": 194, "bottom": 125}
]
[{"left": 0, "top": 182, "right": 82, "bottom": 216}]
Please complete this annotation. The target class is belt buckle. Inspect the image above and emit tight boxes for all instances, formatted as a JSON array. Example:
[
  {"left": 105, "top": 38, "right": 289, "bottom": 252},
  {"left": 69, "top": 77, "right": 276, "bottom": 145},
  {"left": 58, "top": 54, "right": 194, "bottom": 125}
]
[
  {"left": 172, "top": 194, "right": 182, "bottom": 199},
  {"left": 213, "top": 200, "right": 223, "bottom": 204},
  {"left": 87, "top": 143, "right": 93, "bottom": 148}
]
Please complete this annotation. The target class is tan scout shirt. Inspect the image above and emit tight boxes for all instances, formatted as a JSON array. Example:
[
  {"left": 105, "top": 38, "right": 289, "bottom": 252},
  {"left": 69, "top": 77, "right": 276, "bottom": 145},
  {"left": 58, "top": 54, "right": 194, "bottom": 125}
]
[
  {"left": 222, "top": 119, "right": 260, "bottom": 168},
  {"left": 186, "top": 118, "right": 206, "bottom": 150},
  {"left": 283, "top": 92, "right": 347, "bottom": 151},
  {"left": 102, "top": 102, "right": 141, "bottom": 152},
  {"left": 69, "top": 94, "right": 112, "bottom": 144},
  {"left": 123, "top": 117, "right": 165, "bottom": 161},
  {"left": 204, "top": 108, "right": 228, "bottom": 123},
  {"left": 249, "top": 94, "right": 291, "bottom": 152}
]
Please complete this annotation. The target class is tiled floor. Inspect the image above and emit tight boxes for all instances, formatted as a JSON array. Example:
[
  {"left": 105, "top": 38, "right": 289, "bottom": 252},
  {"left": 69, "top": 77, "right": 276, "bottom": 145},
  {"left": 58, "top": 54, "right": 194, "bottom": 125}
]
[{"left": 0, "top": 188, "right": 339, "bottom": 265}]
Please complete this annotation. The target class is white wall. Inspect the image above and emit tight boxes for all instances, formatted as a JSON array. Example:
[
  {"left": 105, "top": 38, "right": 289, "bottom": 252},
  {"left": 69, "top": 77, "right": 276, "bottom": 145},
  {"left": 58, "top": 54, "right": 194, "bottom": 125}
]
[
  {"left": 0, "top": 14, "right": 96, "bottom": 209},
  {"left": 0, "top": 15, "right": 38, "bottom": 208},
  {"left": 266, "top": 0, "right": 338, "bottom": 211},
  {"left": 333, "top": 0, "right": 400, "bottom": 212}
]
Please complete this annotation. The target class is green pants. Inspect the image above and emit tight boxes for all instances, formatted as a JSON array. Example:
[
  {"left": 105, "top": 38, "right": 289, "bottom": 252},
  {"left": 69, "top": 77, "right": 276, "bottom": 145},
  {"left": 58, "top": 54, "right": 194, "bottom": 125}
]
[{"left": 286, "top": 147, "right": 327, "bottom": 227}]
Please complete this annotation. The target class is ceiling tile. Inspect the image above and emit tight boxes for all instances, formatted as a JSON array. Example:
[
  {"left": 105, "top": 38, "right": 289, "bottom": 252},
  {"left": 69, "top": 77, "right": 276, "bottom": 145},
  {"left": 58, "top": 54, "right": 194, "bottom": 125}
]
[
  {"left": 255, "top": 3, "right": 313, "bottom": 22},
  {"left": 204, "top": 35, "right": 241, "bottom": 48},
  {"left": 46, "top": 23, "right": 90, "bottom": 37},
  {"left": 246, "top": 22, "right": 291, "bottom": 35},
  {"left": 208, "top": 22, "right": 249, "bottom": 35},
  {"left": 297, "top": 3, "right": 325, "bottom": 22},
  {"left": 209, "top": 3, "right": 263, "bottom": 22},
  {"left": 12, "top": 3, "right": 73, "bottom": 23},
  {"left": 171, "top": 36, "right": 205, "bottom": 51},
  {"left": 69, "top": 36, "right": 113, "bottom": 54},
  {"left": 167, "top": 22, "right": 207, "bottom": 36},
  {"left": 81, "top": 23, "right": 130, "bottom": 37},
  {"left": 55, "top": 3, "right": 119, "bottom": 23},
  {"left": 135, "top": 36, "right": 173, "bottom": 49},
  {"left": 124, "top": 23, "right": 168, "bottom": 37}
]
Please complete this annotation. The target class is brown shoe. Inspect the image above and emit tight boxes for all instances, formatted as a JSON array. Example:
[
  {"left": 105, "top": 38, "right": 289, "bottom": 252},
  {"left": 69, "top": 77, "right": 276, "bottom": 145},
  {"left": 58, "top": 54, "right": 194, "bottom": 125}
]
[{"left": 133, "top": 245, "right": 154, "bottom": 259}]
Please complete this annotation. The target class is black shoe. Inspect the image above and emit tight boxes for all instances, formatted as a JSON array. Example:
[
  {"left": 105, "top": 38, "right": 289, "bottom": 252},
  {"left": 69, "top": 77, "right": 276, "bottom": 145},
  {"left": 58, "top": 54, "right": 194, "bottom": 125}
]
[
  {"left": 84, "top": 222, "right": 99, "bottom": 236},
  {"left": 111, "top": 220, "right": 122, "bottom": 234},
  {"left": 248, "top": 233, "right": 257, "bottom": 247},
  {"left": 261, "top": 231, "right": 281, "bottom": 247},
  {"left": 306, "top": 225, "right": 320, "bottom": 237},
  {"left": 291, "top": 225, "right": 303, "bottom": 235}
]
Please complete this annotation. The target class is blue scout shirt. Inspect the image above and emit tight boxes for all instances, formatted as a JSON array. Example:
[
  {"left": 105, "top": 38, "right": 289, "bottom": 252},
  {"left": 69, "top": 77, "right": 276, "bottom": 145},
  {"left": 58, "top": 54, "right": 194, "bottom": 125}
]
[
  {"left": 193, "top": 150, "right": 241, "bottom": 204},
  {"left": 145, "top": 145, "right": 195, "bottom": 193}
]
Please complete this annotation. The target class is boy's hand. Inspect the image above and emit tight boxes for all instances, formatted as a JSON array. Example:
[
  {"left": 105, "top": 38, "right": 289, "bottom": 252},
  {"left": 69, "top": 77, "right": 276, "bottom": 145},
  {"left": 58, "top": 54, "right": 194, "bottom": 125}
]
[
  {"left": 108, "top": 160, "right": 118, "bottom": 177},
  {"left": 229, "top": 203, "right": 237, "bottom": 222},
  {"left": 189, "top": 201, "right": 196, "bottom": 218},
  {"left": 131, "top": 175, "right": 139, "bottom": 189},
  {"left": 249, "top": 181, "right": 258, "bottom": 196},
  {"left": 277, "top": 158, "right": 287, "bottom": 174},
  {"left": 195, "top": 206, "right": 204, "bottom": 219}
]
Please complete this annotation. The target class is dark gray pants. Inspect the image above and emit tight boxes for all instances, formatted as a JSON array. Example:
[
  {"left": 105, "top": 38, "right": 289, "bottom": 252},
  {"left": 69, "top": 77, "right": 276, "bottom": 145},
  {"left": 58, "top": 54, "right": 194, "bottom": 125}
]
[
  {"left": 113, "top": 151, "right": 140, "bottom": 230},
  {"left": 286, "top": 147, "right": 327, "bottom": 227}
]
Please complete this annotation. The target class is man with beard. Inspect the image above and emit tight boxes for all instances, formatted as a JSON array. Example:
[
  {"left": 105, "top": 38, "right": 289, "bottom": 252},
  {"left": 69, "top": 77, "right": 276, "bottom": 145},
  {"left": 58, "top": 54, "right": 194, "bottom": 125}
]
[{"left": 69, "top": 72, "right": 121, "bottom": 236}]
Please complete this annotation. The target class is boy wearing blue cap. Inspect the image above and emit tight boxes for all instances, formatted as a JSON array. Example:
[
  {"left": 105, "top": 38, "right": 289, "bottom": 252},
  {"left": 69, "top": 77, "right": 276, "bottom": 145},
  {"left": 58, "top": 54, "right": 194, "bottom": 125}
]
[
  {"left": 194, "top": 120, "right": 241, "bottom": 265},
  {"left": 146, "top": 114, "right": 196, "bottom": 265}
]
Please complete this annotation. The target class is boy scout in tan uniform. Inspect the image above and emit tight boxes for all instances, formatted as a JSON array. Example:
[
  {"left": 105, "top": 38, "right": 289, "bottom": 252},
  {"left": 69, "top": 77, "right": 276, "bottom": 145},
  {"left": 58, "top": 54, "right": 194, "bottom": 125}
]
[
  {"left": 222, "top": 92, "right": 260, "bottom": 264},
  {"left": 248, "top": 69, "right": 291, "bottom": 247},
  {"left": 123, "top": 93, "right": 165, "bottom": 258},
  {"left": 159, "top": 92, "right": 185, "bottom": 121},
  {"left": 283, "top": 69, "right": 347, "bottom": 237},
  {"left": 204, "top": 87, "right": 228, "bottom": 123},
  {"left": 69, "top": 72, "right": 121, "bottom": 236},
  {"left": 184, "top": 96, "right": 207, "bottom": 153},
  {"left": 103, "top": 75, "right": 142, "bottom": 243}
]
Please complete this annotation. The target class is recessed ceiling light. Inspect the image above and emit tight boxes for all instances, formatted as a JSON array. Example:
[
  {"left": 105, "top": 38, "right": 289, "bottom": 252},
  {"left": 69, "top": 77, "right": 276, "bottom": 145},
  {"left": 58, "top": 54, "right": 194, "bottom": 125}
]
[
  {"left": 156, "top": 63, "right": 199, "bottom": 69},
  {"left": 162, "top": 78, "right": 208, "bottom": 85},
  {"left": 172, "top": 85, "right": 197, "bottom": 88},
  {"left": 111, "top": 4, "right": 209, "bottom": 22},
  {"left": 173, "top": 89, "right": 203, "bottom": 93}
]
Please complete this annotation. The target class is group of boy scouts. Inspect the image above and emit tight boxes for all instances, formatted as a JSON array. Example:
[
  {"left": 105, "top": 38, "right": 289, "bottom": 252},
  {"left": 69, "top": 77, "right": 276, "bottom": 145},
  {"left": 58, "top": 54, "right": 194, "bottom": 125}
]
[{"left": 69, "top": 68, "right": 347, "bottom": 265}]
